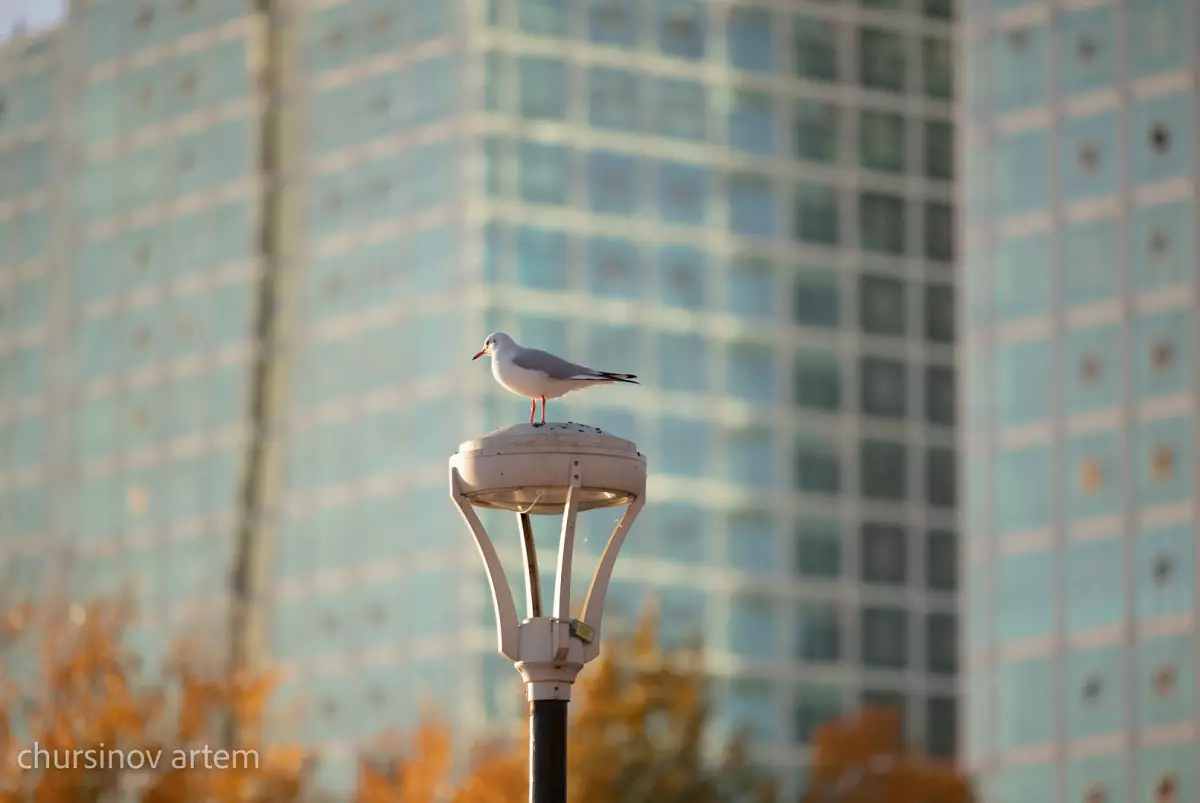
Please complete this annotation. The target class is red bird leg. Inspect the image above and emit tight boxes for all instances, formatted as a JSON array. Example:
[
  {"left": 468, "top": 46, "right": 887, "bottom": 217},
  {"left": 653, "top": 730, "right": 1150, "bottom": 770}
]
[
  {"left": 541, "top": 395, "right": 547, "bottom": 425},
  {"left": 529, "top": 398, "right": 535, "bottom": 424}
]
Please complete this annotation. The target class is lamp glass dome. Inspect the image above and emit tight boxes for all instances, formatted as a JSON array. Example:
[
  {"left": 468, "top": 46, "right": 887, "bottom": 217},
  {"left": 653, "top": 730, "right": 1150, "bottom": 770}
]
[{"left": 465, "top": 486, "right": 635, "bottom": 515}]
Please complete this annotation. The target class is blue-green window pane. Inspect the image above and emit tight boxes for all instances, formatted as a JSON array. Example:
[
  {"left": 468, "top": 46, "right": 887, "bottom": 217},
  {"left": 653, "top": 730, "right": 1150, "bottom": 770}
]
[
  {"left": 995, "top": 340, "right": 1051, "bottom": 426},
  {"left": 727, "top": 256, "right": 774, "bottom": 318},
  {"left": 658, "top": 417, "right": 709, "bottom": 477},
  {"left": 588, "top": 0, "right": 636, "bottom": 47},
  {"left": 995, "top": 446, "right": 1053, "bottom": 534},
  {"left": 795, "top": 518, "right": 840, "bottom": 578},
  {"left": 587, "top": 323, "right": 640, "bottom": 374},
  {"left": 1064, "top": 537, "right": 1124, "bottom": 631},
  {"left": 588, "top": 67, "right": 640, "bottom": 131},
  {"left": 587, "top": 237, "right": 640, "bottom": 299},
  {"left": 861, "top": 439, "right": 906, "bottom": 501},
  {"left": 793, "top": 184, "right": 839, "bottom": 245},
  {"left": 657, "top": 78, "right": 707, "bottom": 140},
  {"left": 795, "top": 350, "right": 840, "bottom": 411},
  {"left": 990, "top": 25, "right": 1049, "bottom": 113},
  {"left": 728, "top": 90, "right": 775, "bottom": 155},
  {"left": 729, "top": 594, "right": 777, "bottom": 659},
  {"left": 658, "top": 160, "right": 707, "bottom": 226},
  {"left": 993, "top": 766, "right": 1055, "bottom": 803},
  {"left": 519, "top": 56, "right": 567, "bottom": 119},
  {"left": 659, "top": 332, "right": 708, "bottom": 392},
  {"left": 728, "top": 511, "right": 776, "bottom": 574},
  {"left": 859, "top": 28, "right": 907, "bottom": 93},
  {"left": 1065, "top": 647, "right": 1124, "bottom": 740},
  {"left": 1133, "top": 309, "right": 1192, "bottom": 401},
  {"left": 1132, "top": 201, "right": 1195, "bottom": 292},
  {"left": 1137, "top": 636, "right": 1195, "bottom": 727},
  {"left": 1131, "top": 92, "right": 1191, "bottom": 186},
  {"left": 657, "top": 244, "right": 706, "bottom": 309},
  {"left": 1058, "top": 6, "right": 1118, "bottom": 97},
  {"left": 1065, "top": 430, "right": 1122, "bottom": 522},
  {"left": 727, "top": 428, "right": 775, "bottom": 487},
  {"left": 1129, "top": 0, "right": 1186, "bottom": 79},
  {"left": 795, "top": 100, "right": 839, "bottom": 163},
  {"left": 587, "top": 150, "right": 638, "bottom": 215},
  {"left": 1063, "top": 217, "right": 1119, "bottom": 307},
  {"left": 795, "top": 439, "right": 840, "bottom": 495},
  {"left": 993, "top": 129, "right": 1049, "bottom": 216},
  {"left": 515, "top": 227, "right": 569, "bottom": 290},
  {"left": 658, "top": 0, "right": 706, "bottom": 60},
  {"left": 796, "top": 603, "right": 840, "bottom": 661},
  {"left": 1136, "top": 524, "right": 1195, "bottom": 620},
  {"left": 726, "top": 343, "right": 774, "bottom": 405},
  {"left": 728, "top": 173, "right": 775, "bottom": 238},
  {"left": 515, "top": 313, "right": 568, "bottom": 350},
  {"left": 794, "top": 18, "right": 837, "bottom": 81},
  {"left": 795, "top": 268, "right": 840, "bottom": 328},
  {"left": 518, "top": 140, "right": 570, "bottom": 205},
  {"left": 993, "top": 232, "right": 1051, "bottom": 320},
  {"left": 727, "top": 8, "right": 773, "bottom": 72},
  {"left": 1064, "top": 324, "right": 1120, "bottom": 414},
  {"left": 1061, "top": 111, "right": 1119, "bottom": 202},
  {"left": 518, "top": 0, "right": 569, "bottom": 36},
  {"left": 997, "top": 657, "right": 1053, "bottom": 749},
  {"left": 1134, "top": 417, "right": 1194, "bottom": 508}
]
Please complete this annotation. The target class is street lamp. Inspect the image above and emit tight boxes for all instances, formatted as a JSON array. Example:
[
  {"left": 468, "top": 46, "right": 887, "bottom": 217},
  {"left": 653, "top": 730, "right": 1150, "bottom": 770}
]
[{"left": 449, "top": 422, "right": 647, "bottom": 803}]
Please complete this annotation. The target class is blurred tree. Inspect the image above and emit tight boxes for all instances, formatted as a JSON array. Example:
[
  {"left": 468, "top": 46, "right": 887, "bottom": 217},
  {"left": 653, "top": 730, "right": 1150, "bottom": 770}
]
[
  {"left": 360, "top": 615, "right": 776, "bottom": 803},
  {"left": 0, "top": 599, "right": 312, "bottom": 803},
  {"left": 801, "top": 707, "right": 974, "bottom": 803}
]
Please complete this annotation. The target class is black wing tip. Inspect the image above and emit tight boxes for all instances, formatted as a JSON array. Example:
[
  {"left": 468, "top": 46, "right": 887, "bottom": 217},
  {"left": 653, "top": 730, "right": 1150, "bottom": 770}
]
[{"left": 600, "top": 372, "right": 639, "bottom": 384}]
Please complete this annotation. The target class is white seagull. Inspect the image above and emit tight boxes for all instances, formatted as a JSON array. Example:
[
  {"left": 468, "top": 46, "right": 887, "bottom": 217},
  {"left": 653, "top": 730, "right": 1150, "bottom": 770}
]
[{"left": 472, "top": 332, "right": 639, "bottom": 425}]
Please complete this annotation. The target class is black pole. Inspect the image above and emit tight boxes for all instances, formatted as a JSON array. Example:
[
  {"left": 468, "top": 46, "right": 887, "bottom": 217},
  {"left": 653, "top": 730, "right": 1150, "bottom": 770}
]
[{"left": 529, "top": 698, "right": 569, "bottom": 803}]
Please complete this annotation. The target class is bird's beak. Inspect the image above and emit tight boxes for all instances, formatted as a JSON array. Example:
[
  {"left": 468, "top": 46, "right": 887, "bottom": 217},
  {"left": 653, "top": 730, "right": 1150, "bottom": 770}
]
[{"left": 472, "top": 349, "right": 487, "bottom": 361}]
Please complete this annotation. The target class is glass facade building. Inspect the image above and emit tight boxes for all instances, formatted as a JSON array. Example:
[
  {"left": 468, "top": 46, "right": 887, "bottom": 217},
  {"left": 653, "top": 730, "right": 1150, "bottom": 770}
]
[
  {"left": 1, "top": 0, "right": 957, "bottom": 796},
  {"left": 962, "top": 0, "right": 1198, "bottom": 800}
]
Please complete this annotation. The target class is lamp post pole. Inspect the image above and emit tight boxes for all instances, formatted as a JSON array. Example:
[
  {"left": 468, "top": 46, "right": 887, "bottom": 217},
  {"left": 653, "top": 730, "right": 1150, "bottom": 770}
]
[{"left": 449, "top": 423, "right": 647, "bottom": 803}]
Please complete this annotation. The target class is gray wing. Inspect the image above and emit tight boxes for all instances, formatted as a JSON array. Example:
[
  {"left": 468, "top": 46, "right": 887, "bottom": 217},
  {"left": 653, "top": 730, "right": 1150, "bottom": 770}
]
[{"left": 512, "top": 347, "right": 604, "bottom": 381}]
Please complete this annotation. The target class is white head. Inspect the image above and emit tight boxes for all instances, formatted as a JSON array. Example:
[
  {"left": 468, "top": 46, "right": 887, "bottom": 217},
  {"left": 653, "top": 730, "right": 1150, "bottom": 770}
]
[{"left": 472, "top": 332, "right": 515, "bottom": 361}]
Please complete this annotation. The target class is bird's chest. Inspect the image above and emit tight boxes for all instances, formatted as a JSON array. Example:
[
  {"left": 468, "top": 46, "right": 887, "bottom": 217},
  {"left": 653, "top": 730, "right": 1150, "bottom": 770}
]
[{"left": 494, "top": 359, "right": 549, "bottom": 398}]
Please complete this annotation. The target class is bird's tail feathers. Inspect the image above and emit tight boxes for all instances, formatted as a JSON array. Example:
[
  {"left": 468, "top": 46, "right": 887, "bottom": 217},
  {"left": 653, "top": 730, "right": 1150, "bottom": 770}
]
[{"left": 596, "top": 372, "right": 639, "bottom": 385}]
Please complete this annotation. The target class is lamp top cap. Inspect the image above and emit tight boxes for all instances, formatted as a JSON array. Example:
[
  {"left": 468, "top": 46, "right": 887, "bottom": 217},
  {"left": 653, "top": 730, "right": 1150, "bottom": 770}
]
[{"left": 454, "top": 422, "right": 642, "bottom": 458}]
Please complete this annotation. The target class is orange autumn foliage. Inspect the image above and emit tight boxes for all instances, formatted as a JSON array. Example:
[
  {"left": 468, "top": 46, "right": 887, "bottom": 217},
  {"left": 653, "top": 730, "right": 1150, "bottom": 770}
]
[
  {"left": 0, "top": 600, "right": 311, "bottom": 803},
  {"left": 356, "top": 616, "right": 775, "bottom": 803},
  {"left": 802, "top": 707, "right": 974, "bottom": 803}
]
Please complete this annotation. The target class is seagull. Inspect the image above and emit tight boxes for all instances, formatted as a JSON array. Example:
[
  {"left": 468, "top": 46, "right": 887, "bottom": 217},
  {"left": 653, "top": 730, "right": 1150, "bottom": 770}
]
[{"left": 472, "top": 332, "right": 639, "bottom": 426}]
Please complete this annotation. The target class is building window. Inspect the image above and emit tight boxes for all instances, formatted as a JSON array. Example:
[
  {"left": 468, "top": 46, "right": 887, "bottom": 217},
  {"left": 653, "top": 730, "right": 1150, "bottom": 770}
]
[
  {"left": 926, "top": 284, "right": 955, "bottom": 343},
  {"left": 659, "top": 0, "right": 706, "bottom": 60},
  {"left": 795, "top": 351, "right": 841, "bottom": 411},
  {"left": 926, "top": 530, "right": 956, "bottom": 591},
  {"left": 925, "top": 202, "right": 955, "bottom": 262},
  {"left": 659, "top": 160, "right": 708, "bottom": 226},
  {"left": 589, "top": 67, "right": 639, "bottom": 131},
  {"left": 793, "top": 684, "right": 843, "bottom": 744},
  {"left": 519, "top": 56, "right": 568, "bottom": 119},
  {"left": 927, "top": 448, "right": 956, "bottom": 508},
  {"left": 859, "top": 192, "right": 906, "bottom": 254},
  {"left": 860, "top": 357, "right": 906, "bottom": 419},
  {"left": 926, "top": 366, "right": 955, "bottom": 426},
  {"left": 794, "top": 184, "right": 840, "bottom": 245},
  {"left": 796, "top": 519, "right": 841, "bottom": 578},
  {"left": 860, "top": 275, "right": 906, "bottom": 336},
  {"left": 728, "top": 172, "right": 775, "bottom": 237},
  {"left": 797, "top": 602, "right": 841, "bottom": 661},
  {"left": 727, "top": 7, "right": 774, "bottom": 72},
  {"left": 1155, "top": 774, "right": 1178, "bottom": 803},
  {"left": 796, "top": 440, "right": 841, "bottom": 495},
  {"left": 1082, "top": 675, "right": 1103, "bottom": 702},
  {"left": 926, "top": 696, "right": 956, "bottom": 758},
  {"left": 861, "top": 523, "right": 906, "bottom": 585},
  {"left": 926, "top": 613, "right": 956, "bottom": 674},
  {"left": 1079, "top": 458, "right": 1105, "bottom": 494},
  {"left": 589, "top": 0, "right": 636, "bottom": 47},
  {"left": 861, "top": 439, "right": 906, "bottom": 501},
  {"left": 859, "top": 28, "right": 906, "bottom": 93},
  {"left": 657, "top": 78, "right": 708, "bottom": 141},
  {"left": 795, "top": 100, "right": 839, "bottom": 163},
  {"left": 861, "top": 607, "right": 907, "bottom": 668},
  {"left": 923, "top": 0, "right": 953, "bottom": 21},
  {"left": 925, "top": 120, "right": 954, "bottom": 181},
  {"left": 1086, "top": 784, "right": 1107, "bottom": 803},
  {"left": 1152, "top": 445, "right": 1175, "bottom": 479},
  {"left": 860, "top": 111, "right": 905, "bottom": 172},
  {"left": 795, "top": 269, "right": 840, "bottom": 328},
  {"left": 1153, "top": 665, "right": 1176, "bottom": 698},
  {"left": 518, "top": 0, "right": 570, "bottom": 37},
  {"left": 1149, "top": 123, "right": 1171, "bottom": 154},
  {"left": 728, "top": 90, "right": 775, "bottom": 155},
  {"left": 1151, "top": 340, "right": 1175, "bottom": 371},
  {"left": 1152, "top": 553, "right": 1173, "bottom": 584},
  {"left": 518, "top": 141, "right": 570, "bottom": 205},
  {"left": 922, "top": 37, "right": 953, "bottom": 100},
  {"left": 795, "top": 17, "right": 838, "bottom": 81}
]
